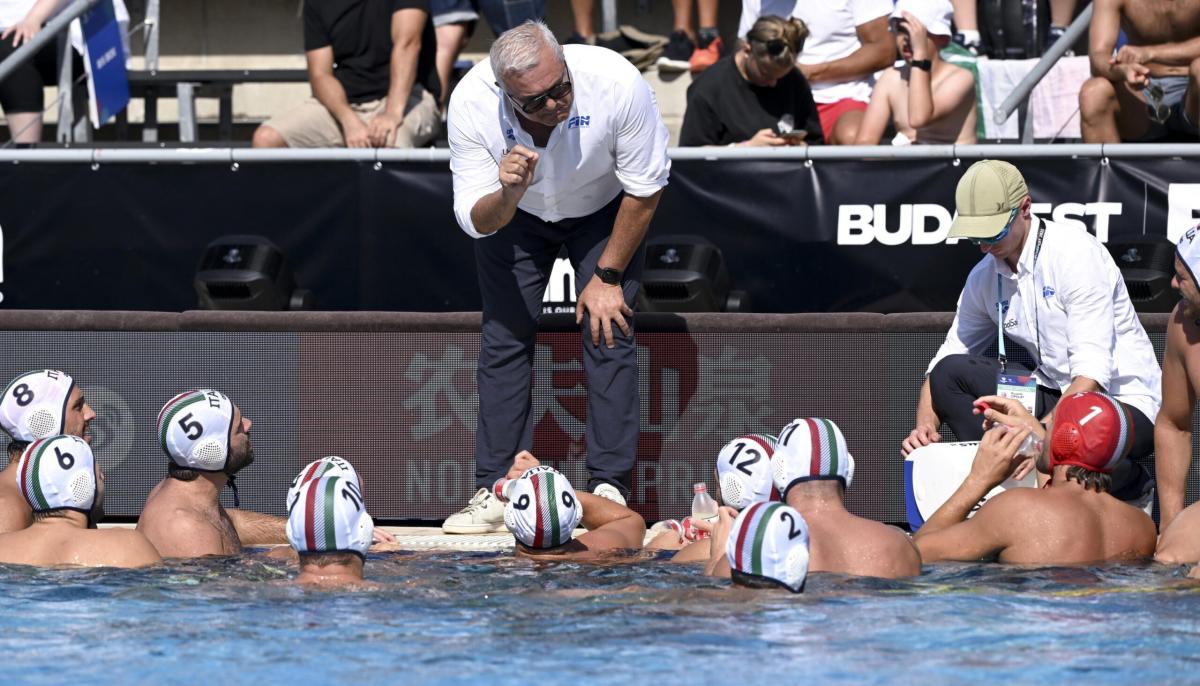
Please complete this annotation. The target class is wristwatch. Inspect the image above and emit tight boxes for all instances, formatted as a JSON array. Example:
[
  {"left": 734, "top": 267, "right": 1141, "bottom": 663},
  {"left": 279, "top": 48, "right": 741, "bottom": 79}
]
[
  {"left": 594, "top": 265, "right": 623, "bottom": 285},
  {"left": 911, "top": 59, "right": 932, "bottom": 71}
]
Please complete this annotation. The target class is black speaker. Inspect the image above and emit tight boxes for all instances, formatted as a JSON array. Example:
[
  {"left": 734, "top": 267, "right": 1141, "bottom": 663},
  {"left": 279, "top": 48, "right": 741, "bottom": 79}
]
[
  {"left": 1107, "top": 237, "right": 1179, "bottom": 313},
  {"left": 640, "top": 234, "right": 750, "bottom": 312},
  {"left": 194, "top": 235, "right": 313, "bottom": 311}
]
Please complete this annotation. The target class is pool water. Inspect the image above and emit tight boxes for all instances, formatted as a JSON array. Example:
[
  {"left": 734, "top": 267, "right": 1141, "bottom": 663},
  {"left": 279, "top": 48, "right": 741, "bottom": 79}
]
[{"left": 1, "top": 552, "right": 1197, "bottom": 685}]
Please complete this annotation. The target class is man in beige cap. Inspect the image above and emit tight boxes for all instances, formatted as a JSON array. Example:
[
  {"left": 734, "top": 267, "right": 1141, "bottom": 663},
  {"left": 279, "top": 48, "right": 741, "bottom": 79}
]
[{"left": 901, "top": 159, "right": 1161, "bottom": 502}]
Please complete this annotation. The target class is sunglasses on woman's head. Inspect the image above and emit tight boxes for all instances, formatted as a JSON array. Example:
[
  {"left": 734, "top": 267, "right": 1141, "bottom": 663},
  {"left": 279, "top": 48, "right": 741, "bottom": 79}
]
[{"left": 751, "top": 38, "right": 789, "bottom": 57}]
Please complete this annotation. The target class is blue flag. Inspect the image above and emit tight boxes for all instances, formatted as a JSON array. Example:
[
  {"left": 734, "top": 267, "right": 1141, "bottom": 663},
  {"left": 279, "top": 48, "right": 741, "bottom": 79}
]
[{"left": 81, "top": 0, "right": 129, "bottom": 126}]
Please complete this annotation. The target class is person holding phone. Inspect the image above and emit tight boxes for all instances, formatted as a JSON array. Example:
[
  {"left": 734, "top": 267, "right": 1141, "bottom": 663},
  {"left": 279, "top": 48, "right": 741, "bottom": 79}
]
[
  {"left": 679, "top": 15, "right": 824, "bottom": 146},
  {"left": 854, "top": 0, "right": 977, "bottom": 145}
]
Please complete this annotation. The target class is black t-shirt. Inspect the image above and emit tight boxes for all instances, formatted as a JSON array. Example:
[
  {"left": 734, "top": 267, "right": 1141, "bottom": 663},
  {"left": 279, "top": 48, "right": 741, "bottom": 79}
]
[
  {"left": 679, "top": 55, "right": 824, "bottom": 146},
  {"left": 303, "top": 0, "right": 439, "bottom": 104}
]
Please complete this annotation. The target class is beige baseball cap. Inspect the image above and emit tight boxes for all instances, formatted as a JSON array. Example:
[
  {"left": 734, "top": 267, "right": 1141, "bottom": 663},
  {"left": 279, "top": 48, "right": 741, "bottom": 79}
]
[{"left": 948, "top": 160, "right": 1029, "bottom": 239}]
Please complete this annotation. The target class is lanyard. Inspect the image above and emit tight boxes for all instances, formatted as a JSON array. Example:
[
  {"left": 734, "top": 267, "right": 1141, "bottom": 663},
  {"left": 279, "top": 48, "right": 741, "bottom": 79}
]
[{"left": 996, "top": 222, "right": 1047, "bottom": 375}]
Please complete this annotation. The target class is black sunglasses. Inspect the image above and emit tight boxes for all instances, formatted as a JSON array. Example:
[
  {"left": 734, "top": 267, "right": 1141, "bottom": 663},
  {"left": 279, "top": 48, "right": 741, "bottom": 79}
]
[
  {"left": 750, "top": 38, "right": 789, "bottom": 57},
  {"left": 500, "top": 67, "right": 573, "bottom": 115}
]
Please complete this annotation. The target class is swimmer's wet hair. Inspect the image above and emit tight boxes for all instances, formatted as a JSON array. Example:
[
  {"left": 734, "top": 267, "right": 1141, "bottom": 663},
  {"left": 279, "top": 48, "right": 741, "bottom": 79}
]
[
  {"left": 731, "top": 568, "right": 806, "bottom": 593},
  {"left": 167, "top": 460, "right": 201, "bottom": 482},
  {"left": 7, "top": 439, "right": 28, "bottom": 457},
  {"left": 299, "top": 550, "right": 363, "bottom": 566},
  {"left": 31, "top": 508, "right": 72, "bottom": 523},
  {"left": 1064, "top": 466, "right": 1111, "bottom": 493}
]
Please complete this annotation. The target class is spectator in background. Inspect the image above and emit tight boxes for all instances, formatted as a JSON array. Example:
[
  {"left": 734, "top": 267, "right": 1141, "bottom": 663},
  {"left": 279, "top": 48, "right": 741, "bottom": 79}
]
[
  {"left": 432, "top": 1, "right": 547, "bottom": 111},
  {"left": 950, "top": 0, "right": 1077, "bottom": 56},
  {"left": 570, "top": 0, "right": 723, "bottom": 74},
  {"left": 0, "top": 0, "right": 67, "bottom": 144},
  {"left": 740, "top": 0, "right": 894, "bottom": 144},
  {"left": 855, "top": 0, "right": 976, "bottom": 145},
  {"left": 680, "top": 15, "right": 823, "bottom": 146},
  {"left": 1078, "top": 0, "right": 1200, "bottom": 143},
  {"left": 253, "top": 0, "right": 441, "bottom": 149}
]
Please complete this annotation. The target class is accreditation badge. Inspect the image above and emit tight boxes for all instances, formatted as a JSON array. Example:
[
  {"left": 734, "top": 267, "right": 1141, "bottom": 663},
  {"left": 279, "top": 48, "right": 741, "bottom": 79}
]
[{"left": 996, "top": 373, "right": 1038, "bottom": 415}]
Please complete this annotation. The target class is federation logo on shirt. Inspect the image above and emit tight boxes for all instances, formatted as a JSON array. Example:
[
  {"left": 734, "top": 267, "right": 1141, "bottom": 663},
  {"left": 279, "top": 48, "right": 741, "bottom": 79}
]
[
  {"left": 567, "top": 115, "right": 590, "bottom": 129},
  {"left": 505, "top": 127, "right": 515, "bottom": 141},
  {"left": 1043, "top": 286, "right": 1056, "bottom": 298}
]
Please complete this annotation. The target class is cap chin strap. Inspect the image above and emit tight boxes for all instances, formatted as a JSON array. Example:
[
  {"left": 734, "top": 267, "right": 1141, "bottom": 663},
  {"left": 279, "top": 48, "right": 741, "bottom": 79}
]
[{"left": 227, "top": 475, "right": 241, "bottom": 508}]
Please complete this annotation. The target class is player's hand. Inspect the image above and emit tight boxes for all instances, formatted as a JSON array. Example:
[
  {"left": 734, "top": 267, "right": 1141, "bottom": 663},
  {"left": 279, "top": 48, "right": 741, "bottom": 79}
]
[
  {"left": 1109, "top": 61, "right": 1150, "bottom": 88},
  {"left": 576, "top": 276, "right": 633, "bottom": 348},
  {"left": 899, "top": 12, "right": 929, "bottom": 59},
  {"left": 505, "top": 450, "right": 540, "bottom": 479},
  {"left": 367, "top": 112, "right": 402, "bottom": 147},
  {"left": 498, "top": 144, "right": 539, "bottom": 199},
  {"left": 970, "top": 424, "right": 1030, "bottom": 488},
  {"left": 341, "top": 117, "right": 371, "bottom": 148},
  {"left": 742, "top": 128, "right": 786, "bottom": 147},
  {"left": 1, "top": 18, "right": 40, "bottom": 47},
  {"left": 901, "top": 423, "right": 941, "bottom": 456},
  {"left": 1113, "top": 44, "right": 1154, "bottom": 66},
  {"left": 974, "top": 395, "right": 1042, "bottom": 435}
]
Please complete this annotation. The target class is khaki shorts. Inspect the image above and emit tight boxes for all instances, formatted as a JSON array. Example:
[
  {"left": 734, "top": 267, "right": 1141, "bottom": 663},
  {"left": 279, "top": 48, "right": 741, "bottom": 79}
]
[{"left": 264, "top": 86, "right": 441, "bottom": 148}]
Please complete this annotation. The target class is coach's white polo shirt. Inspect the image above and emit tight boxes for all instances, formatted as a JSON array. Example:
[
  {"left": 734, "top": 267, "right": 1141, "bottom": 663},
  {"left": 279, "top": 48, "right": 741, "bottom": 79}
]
[
  {"left": 448, "top": 44, "right": 671, "bottom": 238},
  {"left": 927, "top": 219, "right": 1162, "bottom": 420}
]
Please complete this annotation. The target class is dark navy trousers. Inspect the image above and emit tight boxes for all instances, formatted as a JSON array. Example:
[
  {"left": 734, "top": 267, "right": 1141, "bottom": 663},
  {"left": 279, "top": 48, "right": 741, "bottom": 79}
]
[{"left": 473, "top": 194, "right": 642, "bottom": 497}]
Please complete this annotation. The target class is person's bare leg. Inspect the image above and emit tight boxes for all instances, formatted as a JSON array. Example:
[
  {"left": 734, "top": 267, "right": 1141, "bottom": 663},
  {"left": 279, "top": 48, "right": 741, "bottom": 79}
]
[
  {"left": 1187, "top": 57, "right": 1200, "bottom": 133},
  {"left": 6, "top": 112, "right": 41, "bottom": 144},
  {"left": 1079, "top": 76, "right": 1150, "bottom": 143},
  {"left": 251, "top": 124, "right": 288, "bottom": 148},
  {"left": 435, "top": 23, "right": 470, "bottom": 109},
  {"left": 671, "top": 0, "right": 694, "bottom": 38},
  {"left": 830, "top": 109, "right": 864, "bottom": 145},
  {"left": 571, "top": 0, "right": 594, "bottom": 40},
  {"left": 1049, "top": 0, "right": 1076, "bottom": 28},
  {"left": 950, "top": 0, "right": 977, "bottom": 30},
  {"left": 697, "top": 0, "right": 719, "bottom": 29}
]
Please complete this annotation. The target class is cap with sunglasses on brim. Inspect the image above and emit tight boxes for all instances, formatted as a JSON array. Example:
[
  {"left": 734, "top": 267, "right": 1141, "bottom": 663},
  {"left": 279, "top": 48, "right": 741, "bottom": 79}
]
[{"left": 947, "top": 159, "right": 1030, "bottom": 241}]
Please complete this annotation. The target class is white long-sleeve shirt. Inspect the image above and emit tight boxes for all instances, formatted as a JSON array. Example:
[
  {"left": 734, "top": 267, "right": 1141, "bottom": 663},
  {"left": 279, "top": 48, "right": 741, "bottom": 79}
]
[
  {"left": 447, "top": 44, "right": 671, "bottom": 238},
  {"left": 927, "top": 219, "right": 1162, "bottom": 421}
]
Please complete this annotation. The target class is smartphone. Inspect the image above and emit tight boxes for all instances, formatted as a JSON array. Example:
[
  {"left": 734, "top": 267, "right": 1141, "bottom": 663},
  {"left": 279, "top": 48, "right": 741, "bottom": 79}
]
[{"left": 778, "top": 130, "right": 807, "bottom": 143}]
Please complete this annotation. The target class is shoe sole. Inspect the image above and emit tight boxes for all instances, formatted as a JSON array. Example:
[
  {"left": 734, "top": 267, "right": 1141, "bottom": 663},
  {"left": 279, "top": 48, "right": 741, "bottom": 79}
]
[
  {"left": 441, "top": 521, "right": 508, "bottom": 535},
  {"left": 656, "top": 57, "right": 691, "bottom": 73}
]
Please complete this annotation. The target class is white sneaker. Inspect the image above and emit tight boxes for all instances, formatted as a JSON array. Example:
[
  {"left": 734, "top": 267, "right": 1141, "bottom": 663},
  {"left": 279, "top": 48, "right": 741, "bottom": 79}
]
[
  {"left": 442, "top": 488, "right": 507, "bottom": 534},
  {"left": 593, "top": 483, "right": 627, "bottom": 507}
]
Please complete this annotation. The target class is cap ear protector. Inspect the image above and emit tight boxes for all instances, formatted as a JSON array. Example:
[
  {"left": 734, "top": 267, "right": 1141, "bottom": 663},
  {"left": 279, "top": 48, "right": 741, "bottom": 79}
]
[
  {"left": 503, "top": 466, "right": 584, "bottom": 549},
  {"left": 157, "top": 389, "right": 242, "bottom": 473},
  {"left": 286, "top": 475, "right": 374, "bottom": 559},
  {"left": 17, "top": 434, "right": 97, "bottom": 514},
  {"left": 1, "top": 370, "right": 75, "bottom": 443},
  {"left": 288, "top": 456, "right": 362, "bottom": 512}
]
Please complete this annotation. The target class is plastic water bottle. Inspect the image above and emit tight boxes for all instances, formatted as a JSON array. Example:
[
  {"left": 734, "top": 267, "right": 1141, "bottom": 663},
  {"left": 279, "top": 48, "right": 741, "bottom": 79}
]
[
  {"left": 492, "top": 477, "right": 517, "bottom": 503},
  {"left": 993, "top": 425, "right": 1043, "bottom": 458},
  {"left": 690, "top": 483, "right": 719, "bottom": 540}
]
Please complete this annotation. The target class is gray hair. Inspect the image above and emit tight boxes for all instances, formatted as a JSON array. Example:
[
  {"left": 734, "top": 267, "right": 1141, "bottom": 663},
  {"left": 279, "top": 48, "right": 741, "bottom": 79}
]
[{"left": 490, "top": 20, "right": 564, "bottom": 88}]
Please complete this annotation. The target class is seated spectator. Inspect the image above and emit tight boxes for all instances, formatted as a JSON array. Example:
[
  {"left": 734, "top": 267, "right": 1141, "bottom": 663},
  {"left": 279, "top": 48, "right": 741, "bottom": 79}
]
[
  {"left": 740, "top": 0, "right": 894, "bottom": 144},
  {"left": 0, "top": 369, "right": 95, "bottom": 533},
  {"left": 679, "top": 16, "right": 823, "bottom": 147},
  {"left": 431, "top": 1, "right": 546, "bottom": 111},
  {"left": 0, "top": 435, "right": 160, "bottom": 568},
  {"left": 766, "top": 417, "right": 921, "bottom": 578},
  {"left": 704, "top": 501, "right": 810, "bottom": 593},
  {"left": 0, "top": 0, "right": 71, "bottom": 144},
  {"left": 915, "top": 392, "right": 1157, "bottom": 564},
  {"left": 855, "top": 0, "right": 977, "bottom": 145},
  {"left": 253, "top": 0, "right": 442, "bottom": 149},
  {"left": 287, "top": 474, "right": 376, "bottom": 587},
  {"left": 138, "top": 389, "right": 288, "bottom": 557},
  {"left": 1079, "top": 0, "right": 1200, "bottom": 142},
  {"left": 498, "top": 454, "right": 645, "bottom": 561}
]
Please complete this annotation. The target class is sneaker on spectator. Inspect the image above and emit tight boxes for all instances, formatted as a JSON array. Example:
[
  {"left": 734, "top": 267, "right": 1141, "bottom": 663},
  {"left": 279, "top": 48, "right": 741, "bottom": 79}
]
[
  {"left": 953, "top": 32, "right": 980, "bottom": 56},
  {"left": 1047, "top": 25, "right": 1073, "bottom": 56},
  {"left": 564, "top": 32, "right": 596, "bottom": 45},
  {"left": 593, "top": 482, "right": 627, "bottom": 506},
  {"left": 441, "top": 487, "right": 506, "bottom": 534},
  {"left": 690, "top": 35, "right": 723, "bottom": 73},
  {"left": 657, "top": 30, "right": 695, "bottom": 72}
]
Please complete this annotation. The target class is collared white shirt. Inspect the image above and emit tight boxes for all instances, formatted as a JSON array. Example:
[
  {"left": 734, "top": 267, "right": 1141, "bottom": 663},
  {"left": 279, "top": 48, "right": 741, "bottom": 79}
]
[
  {"left": 927, "top": 219, "right": 1162, "bottom": 421},
  {"left": 447, "top": 44, "right": 671, "bottom": 238}
]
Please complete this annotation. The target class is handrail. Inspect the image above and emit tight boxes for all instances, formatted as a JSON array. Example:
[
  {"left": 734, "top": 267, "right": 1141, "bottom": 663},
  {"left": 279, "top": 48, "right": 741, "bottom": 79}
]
[
  {"left": 0, "top": 143, "right": 1197, "bottom": 164},
  {"left": 995, "top": 2, "right": 1094, "bottom": 126},
  {"left": 0, "top": 0, "right": 98, "bottom": 84}
]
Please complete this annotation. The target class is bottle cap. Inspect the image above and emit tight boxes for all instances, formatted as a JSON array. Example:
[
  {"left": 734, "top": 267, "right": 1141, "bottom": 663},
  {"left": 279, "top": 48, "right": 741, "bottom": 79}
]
[{"left": 693, "top": 483, "right": 707, "bottom": 494}]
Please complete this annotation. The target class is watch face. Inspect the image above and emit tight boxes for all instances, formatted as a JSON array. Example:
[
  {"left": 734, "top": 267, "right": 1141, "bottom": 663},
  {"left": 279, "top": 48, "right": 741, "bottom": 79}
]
[{"left": 596, "top": 267, "right": 622, "bottom": 284}]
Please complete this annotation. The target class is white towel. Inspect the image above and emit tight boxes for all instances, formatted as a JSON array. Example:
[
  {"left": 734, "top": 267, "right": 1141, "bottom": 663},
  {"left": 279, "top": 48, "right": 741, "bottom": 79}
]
[{"left": 977, "top": 55, "right": 1090, "bottom": 140}]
